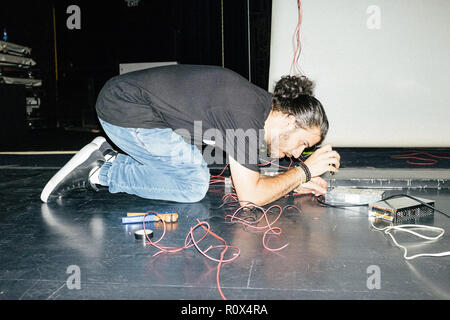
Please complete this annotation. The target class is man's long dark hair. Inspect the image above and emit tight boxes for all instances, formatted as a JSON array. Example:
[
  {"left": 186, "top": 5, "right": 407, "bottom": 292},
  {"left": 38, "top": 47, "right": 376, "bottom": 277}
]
[{"left": 272, "top": 75, "right": 329, "bottom": 141}]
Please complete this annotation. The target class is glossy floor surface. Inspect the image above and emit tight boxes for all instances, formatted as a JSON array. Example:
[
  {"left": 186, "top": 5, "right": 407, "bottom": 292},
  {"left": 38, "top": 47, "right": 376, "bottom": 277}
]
[{"left": 1, "top": 158, "right": 450, "bottom": 300}]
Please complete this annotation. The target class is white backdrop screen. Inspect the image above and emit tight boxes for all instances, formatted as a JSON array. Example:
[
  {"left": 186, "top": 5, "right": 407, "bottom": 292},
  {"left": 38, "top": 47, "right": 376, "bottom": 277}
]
[{"left": 268, "top": 0, "right": 450, "bottom": 147}]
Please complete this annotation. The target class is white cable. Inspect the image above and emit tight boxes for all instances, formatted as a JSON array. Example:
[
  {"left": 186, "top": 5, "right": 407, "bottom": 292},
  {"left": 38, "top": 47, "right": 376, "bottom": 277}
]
[{"left": 371, "top": 222, "right": 450, "bottom": 260}]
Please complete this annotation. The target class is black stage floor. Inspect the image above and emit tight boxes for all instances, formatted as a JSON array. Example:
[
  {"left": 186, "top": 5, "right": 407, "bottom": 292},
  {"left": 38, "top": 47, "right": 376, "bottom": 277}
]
[
  {"left": 1, "top": 168, "right": 450, "bottom": 300},
  {"left": 1, "top": 132, "right": 450, "bottom": 300}
]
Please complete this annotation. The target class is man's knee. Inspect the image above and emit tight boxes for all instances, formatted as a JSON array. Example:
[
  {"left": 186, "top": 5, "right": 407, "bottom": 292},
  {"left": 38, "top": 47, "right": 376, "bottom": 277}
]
[
  {"left": 184, "top": 190, "right": 207, "bottom": 203},
  {"left": 181, "top": 171, "right": 209, "bottom": 203},
  {"left": 181, "top": 182, "right": 208, "bottom": 203}
]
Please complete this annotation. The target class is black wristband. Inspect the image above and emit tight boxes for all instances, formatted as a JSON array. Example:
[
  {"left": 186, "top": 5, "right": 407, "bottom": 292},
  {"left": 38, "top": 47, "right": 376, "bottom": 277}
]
[{"left": 297, "top": 162, "right": 311, "bottom": 182}]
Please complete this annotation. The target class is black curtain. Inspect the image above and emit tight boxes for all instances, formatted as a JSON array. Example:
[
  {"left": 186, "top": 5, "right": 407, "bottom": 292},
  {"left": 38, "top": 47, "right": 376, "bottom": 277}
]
[
  {"left": 1, "top": 0, "right": 272, "bottom": 128},
  {"left": 54, "top": 0, "right": 224, "bottom": 127}
]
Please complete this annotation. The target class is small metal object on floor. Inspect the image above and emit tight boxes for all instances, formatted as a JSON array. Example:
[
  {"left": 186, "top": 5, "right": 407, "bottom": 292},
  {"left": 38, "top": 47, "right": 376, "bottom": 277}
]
[{"left": 134, "top": 229, "right": 153, "bottom": 240}]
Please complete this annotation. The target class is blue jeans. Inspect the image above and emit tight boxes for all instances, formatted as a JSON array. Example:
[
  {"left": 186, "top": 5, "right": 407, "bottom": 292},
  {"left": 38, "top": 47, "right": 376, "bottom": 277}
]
[{"left": 97, "top": 118, "right": 210, "bottom": 203}]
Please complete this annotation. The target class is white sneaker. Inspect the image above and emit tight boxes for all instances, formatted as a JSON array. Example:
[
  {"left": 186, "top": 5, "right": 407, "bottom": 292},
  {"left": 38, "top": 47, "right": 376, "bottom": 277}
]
[
  {"left": 90, "top": 136, "right": 117, "bottom": 162},
  {"left": 40, "top": 143, "right": 105, "bottom": 203}
]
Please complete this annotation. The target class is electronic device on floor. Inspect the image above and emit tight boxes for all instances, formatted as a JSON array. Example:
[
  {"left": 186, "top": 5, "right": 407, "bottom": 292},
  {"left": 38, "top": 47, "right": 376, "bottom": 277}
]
[
  {"left": 369, "top": 196, "right": 435, "bottom": 224},
  {"left": 325, "top": 186, "right": 385, "bottom": 204}
]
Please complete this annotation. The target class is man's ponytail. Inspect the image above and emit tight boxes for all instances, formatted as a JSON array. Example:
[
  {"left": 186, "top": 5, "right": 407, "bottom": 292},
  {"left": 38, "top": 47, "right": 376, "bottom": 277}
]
[{"left": 272, "top": 75, "right": 328, "bottom": 141}]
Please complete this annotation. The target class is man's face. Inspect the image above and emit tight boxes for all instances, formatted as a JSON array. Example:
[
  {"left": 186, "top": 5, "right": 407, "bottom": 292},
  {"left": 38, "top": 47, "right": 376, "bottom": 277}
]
[{"left": 267, "top": 125, "right": 322, "bottom": 159}]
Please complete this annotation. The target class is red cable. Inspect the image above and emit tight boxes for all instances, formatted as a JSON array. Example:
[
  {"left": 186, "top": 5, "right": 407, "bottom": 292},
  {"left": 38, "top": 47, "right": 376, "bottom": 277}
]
[
  {"left": 142, "top": 201, "right": 301, "bottom": 299},
  {"left": 142, "top": 211, "right": 239, "bottom": 300},
  {"left": 290, "top": 0, "right": 305, "bottom": 76},
  {"left": 391, "top": 151, "right": 450, "bottom": 165},
  {"left": 143, "top": 157, "right": 303, "bottom": 298},
  {"left": 209, "top": 164, "right": 229, "bottom": 184},
  {"left": 224, "top": 204, "right": 300, "bottom": 252},
  {"left": 259, "top": 157, "right": 294, "bottom": 170}
]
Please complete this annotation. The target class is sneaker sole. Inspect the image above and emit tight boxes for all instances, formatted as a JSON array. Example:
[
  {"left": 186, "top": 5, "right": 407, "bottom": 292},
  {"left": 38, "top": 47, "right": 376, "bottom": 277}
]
[{"left": 40, "top": 143, "right": 101, "bottom": 203}]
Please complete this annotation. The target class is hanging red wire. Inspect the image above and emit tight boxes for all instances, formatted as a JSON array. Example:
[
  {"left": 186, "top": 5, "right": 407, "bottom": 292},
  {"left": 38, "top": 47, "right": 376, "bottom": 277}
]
[{"left": 290, "top": 0, "right": 305, "bottom": 76}]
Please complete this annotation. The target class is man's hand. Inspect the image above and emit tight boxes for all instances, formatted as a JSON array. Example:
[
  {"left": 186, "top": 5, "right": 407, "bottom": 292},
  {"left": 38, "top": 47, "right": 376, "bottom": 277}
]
[
  {"left": 304, "top": 144, "right": 340, "bottom": 177},
  {"left": 293, "top": 176, "right": 328, "bottom": 196}
]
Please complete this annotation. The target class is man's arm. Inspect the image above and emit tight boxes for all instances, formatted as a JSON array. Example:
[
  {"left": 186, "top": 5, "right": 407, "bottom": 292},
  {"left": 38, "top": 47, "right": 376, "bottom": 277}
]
[
  {"left": 228, "top": 144, "right": 340, "bottom": 206},
  {"left": 228, "top": 156, "right": 305, "bottom": 206}
]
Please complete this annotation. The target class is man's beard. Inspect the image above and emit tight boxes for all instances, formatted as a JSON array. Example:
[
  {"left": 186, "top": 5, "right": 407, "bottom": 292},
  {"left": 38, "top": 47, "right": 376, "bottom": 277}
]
[
  {"left": 266, "top": 141, "right": 278, "bottom": 158},
  {"left": 266, "top": 132, "right": 289, "bottom": 158}
]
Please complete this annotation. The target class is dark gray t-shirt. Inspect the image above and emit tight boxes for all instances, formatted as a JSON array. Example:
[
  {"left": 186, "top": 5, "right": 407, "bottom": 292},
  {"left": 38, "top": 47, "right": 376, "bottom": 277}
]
[{"left": 95, "top": 64, "right": 272, "bottom": 172}]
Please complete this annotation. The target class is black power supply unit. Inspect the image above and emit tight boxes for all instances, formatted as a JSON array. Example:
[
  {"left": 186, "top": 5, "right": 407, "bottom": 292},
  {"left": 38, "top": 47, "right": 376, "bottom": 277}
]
[{"left": 369, "top": 196, "right": 435, "bottom": 224}]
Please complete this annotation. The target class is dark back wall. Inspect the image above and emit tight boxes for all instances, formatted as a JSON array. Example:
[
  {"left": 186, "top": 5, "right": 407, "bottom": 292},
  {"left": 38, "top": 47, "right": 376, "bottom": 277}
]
[{"left": 1, "top": 0, "right": 271, "bottom": 128}]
